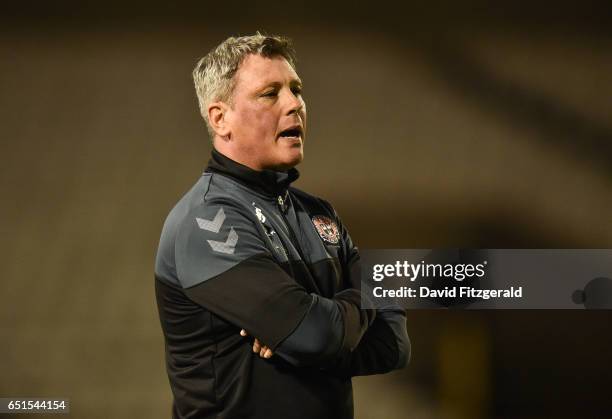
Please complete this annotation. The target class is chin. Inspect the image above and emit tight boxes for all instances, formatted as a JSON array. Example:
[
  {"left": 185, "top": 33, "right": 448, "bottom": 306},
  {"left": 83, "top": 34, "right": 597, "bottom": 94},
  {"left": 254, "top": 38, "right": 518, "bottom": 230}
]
[
  {"left": 290, "top": 151, "right": 304, "bottom": 166},
  {"left": 287, "top": 148, "right": 304, "bottom": 167},
  {"left": 272, "top": 149, "right": 303, "bottom": 171}
]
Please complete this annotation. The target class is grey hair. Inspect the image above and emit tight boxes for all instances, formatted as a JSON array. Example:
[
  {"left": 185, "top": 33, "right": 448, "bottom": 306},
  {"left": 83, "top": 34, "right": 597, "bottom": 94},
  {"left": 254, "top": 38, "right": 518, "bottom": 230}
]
[{"left": 193, "top": 33, "right": 297, "bottom": 138}]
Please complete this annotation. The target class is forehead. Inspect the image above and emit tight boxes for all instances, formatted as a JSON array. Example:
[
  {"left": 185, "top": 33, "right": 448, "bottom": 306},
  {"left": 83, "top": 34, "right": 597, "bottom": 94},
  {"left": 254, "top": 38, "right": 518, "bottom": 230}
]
[{"left": 233, "top": 54, "right": 301, "bottom": 91}]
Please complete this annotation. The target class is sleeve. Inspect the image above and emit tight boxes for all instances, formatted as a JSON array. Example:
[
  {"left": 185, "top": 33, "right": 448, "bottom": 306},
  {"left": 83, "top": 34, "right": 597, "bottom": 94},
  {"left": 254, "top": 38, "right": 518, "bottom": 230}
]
[
  {"left": 324, "top": 308, "right": 411, "bottom": 378},
  {"left": 175, "top": 199, "right": 375, "bottom": 360},
  {"left": 274, "top": 287, "right": 376, "bottom": 366}
]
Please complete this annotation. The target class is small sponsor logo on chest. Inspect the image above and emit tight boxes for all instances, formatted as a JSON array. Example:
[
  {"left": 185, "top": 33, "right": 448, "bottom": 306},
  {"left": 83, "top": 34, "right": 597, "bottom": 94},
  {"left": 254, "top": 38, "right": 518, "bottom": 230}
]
[{"left": 254, "top": 206, "right": 266, "bottom": 224}]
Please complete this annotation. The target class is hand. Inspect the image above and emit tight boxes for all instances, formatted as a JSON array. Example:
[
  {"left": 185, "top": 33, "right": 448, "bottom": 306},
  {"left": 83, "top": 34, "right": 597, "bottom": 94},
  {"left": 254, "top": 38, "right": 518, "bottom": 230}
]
[{"left": 240, "top": 329, "right": 274, "bottom": 359}]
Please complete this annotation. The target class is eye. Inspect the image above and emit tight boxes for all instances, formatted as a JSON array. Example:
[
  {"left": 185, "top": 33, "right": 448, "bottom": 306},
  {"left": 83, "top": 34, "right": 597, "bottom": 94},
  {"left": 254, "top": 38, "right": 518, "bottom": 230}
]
[
  {"left": 262, "top": 90, "right": 278, "bottom": 98},
  {"left": 291, "top": 87, "right": 302, "bottom": 96}
]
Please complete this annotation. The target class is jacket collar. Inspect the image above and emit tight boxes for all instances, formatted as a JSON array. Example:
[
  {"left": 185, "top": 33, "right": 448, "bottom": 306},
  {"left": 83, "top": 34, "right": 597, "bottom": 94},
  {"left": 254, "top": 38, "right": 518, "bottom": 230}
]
[{"left": 205, "top": 149, "right": 300, "bottom": 198}]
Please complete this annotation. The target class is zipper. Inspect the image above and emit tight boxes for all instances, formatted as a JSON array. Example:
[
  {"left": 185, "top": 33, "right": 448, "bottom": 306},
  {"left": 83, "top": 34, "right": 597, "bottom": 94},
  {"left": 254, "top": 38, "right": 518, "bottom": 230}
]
[
  {"left": 277, "top": 194, "right": 308, "bottom": 263},
  {"left": 276, "top": 193, "right": 322, "bottom": 293}
]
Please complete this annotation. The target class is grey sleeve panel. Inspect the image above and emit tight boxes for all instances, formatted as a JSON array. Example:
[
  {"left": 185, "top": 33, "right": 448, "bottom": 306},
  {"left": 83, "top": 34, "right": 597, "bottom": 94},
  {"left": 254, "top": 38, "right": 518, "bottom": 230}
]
[
  {"left": 275, "top": 289, "right": 379, "bottom": 367},
  {"left": 155, "top": 177, "right": 212, "bottom": 286},
  {"left": 275, "top": 294, "right": 345, "bottom": 367},
  {"left": 175, "top": 199, "right": 271, "bottom": 289}
]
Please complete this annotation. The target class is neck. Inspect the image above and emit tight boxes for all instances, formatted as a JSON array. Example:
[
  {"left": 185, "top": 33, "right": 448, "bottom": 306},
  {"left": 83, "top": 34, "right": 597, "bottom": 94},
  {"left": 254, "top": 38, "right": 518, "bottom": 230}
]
[
  {"left": 205, "top": 148, "right": 300, "bottom": 197},
  {"left": 213, "top": 140, "right": 281, "bottom": 172}
]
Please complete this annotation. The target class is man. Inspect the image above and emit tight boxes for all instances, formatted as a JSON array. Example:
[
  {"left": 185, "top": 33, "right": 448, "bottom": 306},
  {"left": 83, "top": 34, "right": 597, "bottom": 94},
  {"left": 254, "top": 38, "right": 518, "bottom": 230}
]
[{"left": 155, "top": 33, "right": 410, "bottom": 419}]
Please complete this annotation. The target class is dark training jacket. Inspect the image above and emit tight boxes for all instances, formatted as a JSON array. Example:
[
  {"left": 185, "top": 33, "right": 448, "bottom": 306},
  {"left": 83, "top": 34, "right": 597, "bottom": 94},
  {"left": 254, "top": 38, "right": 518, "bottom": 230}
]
[{"left": 155, "top": 149, "right": 410, "bottom": 419}]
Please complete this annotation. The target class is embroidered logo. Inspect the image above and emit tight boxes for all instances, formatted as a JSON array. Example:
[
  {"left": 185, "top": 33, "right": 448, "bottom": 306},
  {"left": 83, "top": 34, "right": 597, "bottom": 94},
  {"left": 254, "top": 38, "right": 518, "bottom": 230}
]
[
  {"left": 254, "top": 207, "right": 266, "bottom": 224},
  {"left": 196, "top": 207, "right": 238, "bottom": 255},
  {"left": 312, "top": 215, "right": 340, "bottom": 245}
]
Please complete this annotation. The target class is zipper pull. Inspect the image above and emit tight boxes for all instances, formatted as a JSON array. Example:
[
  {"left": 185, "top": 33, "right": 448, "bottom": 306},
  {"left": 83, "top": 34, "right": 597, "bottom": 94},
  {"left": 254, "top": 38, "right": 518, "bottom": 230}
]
[{"left": 277, "top": 195, "right": 288, "bottom": 213}]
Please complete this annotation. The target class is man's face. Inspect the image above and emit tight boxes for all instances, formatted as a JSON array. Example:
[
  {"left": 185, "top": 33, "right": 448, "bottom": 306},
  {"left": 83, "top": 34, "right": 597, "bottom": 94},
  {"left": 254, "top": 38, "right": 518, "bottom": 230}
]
[{"left": 223, "top": 54, "right": 306, "bottom": 171}]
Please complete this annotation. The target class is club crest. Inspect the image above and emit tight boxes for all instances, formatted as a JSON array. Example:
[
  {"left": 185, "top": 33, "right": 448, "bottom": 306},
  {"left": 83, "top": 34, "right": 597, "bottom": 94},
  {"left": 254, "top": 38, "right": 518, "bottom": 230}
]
[{"left": 312, "top": 215, "right": 340, "bottom": 245}]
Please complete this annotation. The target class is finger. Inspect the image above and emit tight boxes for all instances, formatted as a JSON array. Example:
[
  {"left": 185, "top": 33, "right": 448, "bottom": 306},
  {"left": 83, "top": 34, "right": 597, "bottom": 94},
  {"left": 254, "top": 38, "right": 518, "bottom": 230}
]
[
  {"left": 260, "top": 346, "right": 267, "bottom": 357},
  {"left": 253, "top": 339, "right": 261, "bottom": 353},
  {"left": 263, "top": 348, "right": 273, "bottom": 359},
  {"left": 240, "top": 329, "right": 247, "bottom": 337}
]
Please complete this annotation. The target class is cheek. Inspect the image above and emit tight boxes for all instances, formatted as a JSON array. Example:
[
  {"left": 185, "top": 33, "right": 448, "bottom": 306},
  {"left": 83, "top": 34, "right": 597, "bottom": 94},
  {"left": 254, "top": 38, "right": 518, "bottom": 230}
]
[
  {"left": 237, "top": 106, "right": 277, "bottom": 138},
  {"left": 299, "top": 102, "right": 307, "bottom": 125}
]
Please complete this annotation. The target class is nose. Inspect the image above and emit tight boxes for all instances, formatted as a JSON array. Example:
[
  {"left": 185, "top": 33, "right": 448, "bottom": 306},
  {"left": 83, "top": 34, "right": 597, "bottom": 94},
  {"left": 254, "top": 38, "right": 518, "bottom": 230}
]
[{"left": 285, "top": 89, "right": 304, "bottom": 116}]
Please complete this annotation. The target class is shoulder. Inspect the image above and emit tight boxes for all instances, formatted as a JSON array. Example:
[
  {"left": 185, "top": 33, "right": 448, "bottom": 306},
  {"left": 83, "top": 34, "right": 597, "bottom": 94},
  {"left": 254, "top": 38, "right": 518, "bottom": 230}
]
[
  {"left": 168, "top": 175, "right": 273, "bottom": 289},
  {"left": 159, "top": 174, "right": 253, "bottom": 241},
  {"left": 177, "top": 180, "right": 264, "bottom": 257}
]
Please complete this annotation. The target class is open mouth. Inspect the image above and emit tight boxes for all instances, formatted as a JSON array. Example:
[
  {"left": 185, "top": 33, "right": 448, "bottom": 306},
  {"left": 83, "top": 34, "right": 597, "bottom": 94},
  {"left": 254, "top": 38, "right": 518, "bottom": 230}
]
[{"left": 277, "top": 126, "right": 303, "bottom": 140}]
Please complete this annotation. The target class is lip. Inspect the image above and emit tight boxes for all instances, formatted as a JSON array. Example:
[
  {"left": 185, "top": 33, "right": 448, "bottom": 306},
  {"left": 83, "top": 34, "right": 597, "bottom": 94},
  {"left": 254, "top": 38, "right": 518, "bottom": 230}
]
[
  {"left": 276, "top": 124, "right": 304, "bottom": 140},
  {"left": 278, "top": 136, "right": 302, "bottom": 147}
]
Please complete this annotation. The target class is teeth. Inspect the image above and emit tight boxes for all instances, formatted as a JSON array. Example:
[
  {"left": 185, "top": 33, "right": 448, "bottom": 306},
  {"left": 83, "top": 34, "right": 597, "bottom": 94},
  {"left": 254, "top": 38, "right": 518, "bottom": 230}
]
[{"left": 281, "top": 129, "right": 300, "bottom": 137}]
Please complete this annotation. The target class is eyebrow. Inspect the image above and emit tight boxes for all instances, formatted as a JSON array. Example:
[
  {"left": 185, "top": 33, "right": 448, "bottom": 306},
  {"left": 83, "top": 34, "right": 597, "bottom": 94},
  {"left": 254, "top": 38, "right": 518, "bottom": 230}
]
[{"left": 259, "top": 79, "right": 303, "bottom": 91}]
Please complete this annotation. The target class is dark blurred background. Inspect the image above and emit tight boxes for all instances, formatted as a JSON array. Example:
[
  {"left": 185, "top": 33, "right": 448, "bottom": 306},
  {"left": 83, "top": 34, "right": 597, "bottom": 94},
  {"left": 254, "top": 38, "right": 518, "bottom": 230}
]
[{"left": 1, "top": 1, "right": 611, "bottom": 418}]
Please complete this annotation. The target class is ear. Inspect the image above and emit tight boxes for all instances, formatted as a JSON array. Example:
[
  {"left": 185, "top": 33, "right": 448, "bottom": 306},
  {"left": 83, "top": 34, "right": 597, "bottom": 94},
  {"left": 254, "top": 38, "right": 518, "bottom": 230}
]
[{"left": 207, "top": 101, "right": 231, "bottom": 138}]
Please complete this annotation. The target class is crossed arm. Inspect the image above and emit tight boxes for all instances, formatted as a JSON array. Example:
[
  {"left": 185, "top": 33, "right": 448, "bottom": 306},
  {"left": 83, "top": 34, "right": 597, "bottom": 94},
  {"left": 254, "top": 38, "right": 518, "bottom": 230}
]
[
  {"left": 180, "top": 251, "right": 409, "bottom": 376},
  {"left": 237, "top": 262, "right": 410, "bottom": 377},
  {"left": 175, "top": 200, "right": 409, "bottom": 376},
  {"left": 221, "top": 219, "right": 410, "bottom": 376},
  {"left": 241, "top": 308, "right": 410, "bottom": 377}
]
